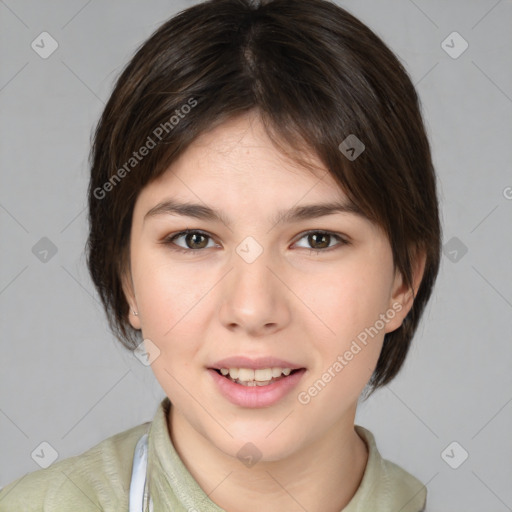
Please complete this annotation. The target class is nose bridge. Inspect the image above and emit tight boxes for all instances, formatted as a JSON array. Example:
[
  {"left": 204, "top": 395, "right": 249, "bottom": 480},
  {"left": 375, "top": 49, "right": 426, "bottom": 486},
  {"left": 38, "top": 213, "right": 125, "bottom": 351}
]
[
  {"left": 219, "top": 236, "right": 288, "bottom": 333},
  {"left": 231, "top": 237, "right": 276, "bottom": 303}
]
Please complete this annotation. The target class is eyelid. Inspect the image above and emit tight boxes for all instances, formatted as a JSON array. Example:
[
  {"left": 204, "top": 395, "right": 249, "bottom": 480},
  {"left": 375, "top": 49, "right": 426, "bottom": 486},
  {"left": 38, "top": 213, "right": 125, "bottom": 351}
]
[
  {"left": 293, "top": 229, "right": 349, "bottom": 245},
  {"left": 161, "top": 228, "right": 350, "bottom": 254},
  {"left": 160, "top": 229, "right": 219, "bottom": 251}
]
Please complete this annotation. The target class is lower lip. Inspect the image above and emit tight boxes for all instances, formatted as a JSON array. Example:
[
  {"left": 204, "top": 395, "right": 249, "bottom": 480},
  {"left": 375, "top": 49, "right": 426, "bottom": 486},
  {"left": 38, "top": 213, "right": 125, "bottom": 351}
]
[{"left": 208, "top": 368, "right": 306, "bottom": 408}]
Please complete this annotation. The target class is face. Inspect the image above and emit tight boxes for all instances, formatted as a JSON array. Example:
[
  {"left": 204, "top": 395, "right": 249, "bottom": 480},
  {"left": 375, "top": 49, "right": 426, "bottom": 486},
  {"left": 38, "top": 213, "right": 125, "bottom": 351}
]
[{"left": 124, "top": 111, "right": 414, "bottom": 462}]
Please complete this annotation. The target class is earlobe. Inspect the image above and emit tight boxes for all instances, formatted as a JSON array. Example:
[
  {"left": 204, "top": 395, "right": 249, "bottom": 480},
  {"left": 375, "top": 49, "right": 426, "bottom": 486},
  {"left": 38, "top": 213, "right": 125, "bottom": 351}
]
[
  {"left": 129, "top": 308, "right": 141, "bottom": 330},
  {"left": 121, "top": 270, "right": 141, "bottom": 330}
]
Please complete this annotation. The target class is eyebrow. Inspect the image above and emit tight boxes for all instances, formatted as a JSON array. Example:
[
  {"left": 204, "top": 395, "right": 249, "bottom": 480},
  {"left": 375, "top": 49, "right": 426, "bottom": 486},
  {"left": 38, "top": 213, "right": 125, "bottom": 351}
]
[{"left": 143, "top": 198, "right": 366, "bottom": 227}]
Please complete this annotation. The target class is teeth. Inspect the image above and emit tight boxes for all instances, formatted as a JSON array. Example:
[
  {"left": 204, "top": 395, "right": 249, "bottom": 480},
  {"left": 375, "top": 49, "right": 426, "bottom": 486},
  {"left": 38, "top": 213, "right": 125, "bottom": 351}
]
[
  {"left": 241, "top": 380, "right": 272, "bottom": 387},
  {"left": 237, "top": 368, "right": 254, "bottom": 381},
  {"left": 254, "top": 368, "right": 272, "bottom": 381},
  {"left": 271, "top": 367, "right": 282, "bottom": 378},
  {"left": 219, "top": 367, "right": 294, "bottom": 383}
]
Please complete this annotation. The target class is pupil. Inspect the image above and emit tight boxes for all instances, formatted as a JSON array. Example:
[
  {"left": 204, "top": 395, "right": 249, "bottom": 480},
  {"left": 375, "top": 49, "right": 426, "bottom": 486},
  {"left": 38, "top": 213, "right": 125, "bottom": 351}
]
[
  {"left": 187, "top": 233, "right": 207, "bottom": 249},
  {"left": 310, "top": 233, "right": 329, "bottom": 249}
]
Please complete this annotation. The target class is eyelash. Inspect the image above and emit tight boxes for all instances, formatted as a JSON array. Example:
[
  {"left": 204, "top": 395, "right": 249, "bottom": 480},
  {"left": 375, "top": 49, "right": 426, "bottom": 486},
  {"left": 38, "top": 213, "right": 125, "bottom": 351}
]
[{"left": 161, "top": 229, "right": 349, "bottom": 255}]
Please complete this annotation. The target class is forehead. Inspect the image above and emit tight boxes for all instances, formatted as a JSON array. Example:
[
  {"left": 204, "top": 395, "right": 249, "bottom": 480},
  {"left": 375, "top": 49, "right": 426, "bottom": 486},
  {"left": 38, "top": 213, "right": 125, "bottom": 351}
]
[{"left": 141, "top": 112, "right": 347, "bottom": 204}]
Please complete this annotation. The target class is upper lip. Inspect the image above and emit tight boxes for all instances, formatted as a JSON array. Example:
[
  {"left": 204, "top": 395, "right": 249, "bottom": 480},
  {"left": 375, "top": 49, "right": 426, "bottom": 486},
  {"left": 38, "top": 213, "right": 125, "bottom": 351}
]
[{"left": 209, "top": 356, "right": 304, "bottom": 370}]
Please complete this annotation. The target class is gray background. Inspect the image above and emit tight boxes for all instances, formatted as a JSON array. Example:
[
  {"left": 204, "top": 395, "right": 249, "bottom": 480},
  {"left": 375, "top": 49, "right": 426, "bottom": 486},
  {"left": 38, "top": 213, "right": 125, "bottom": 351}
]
[{"left": 1, "top": 0, "right": 511, "bottom": 510}]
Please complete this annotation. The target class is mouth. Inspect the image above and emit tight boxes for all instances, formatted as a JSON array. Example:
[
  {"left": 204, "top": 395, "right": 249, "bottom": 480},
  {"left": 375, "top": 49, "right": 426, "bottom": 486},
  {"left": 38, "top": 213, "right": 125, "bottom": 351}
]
[
  {"left": 207, "top": 359, "right": 307, "bottom": 408},
  {"left": 212, "top": 367, "right": 303, "bottom": 387}
]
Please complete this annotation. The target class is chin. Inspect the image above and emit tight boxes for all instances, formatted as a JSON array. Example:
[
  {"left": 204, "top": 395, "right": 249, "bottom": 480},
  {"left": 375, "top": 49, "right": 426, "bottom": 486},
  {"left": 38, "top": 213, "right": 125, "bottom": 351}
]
[{"left": 210, "top": 420, "right": 310, "bottom": 463}]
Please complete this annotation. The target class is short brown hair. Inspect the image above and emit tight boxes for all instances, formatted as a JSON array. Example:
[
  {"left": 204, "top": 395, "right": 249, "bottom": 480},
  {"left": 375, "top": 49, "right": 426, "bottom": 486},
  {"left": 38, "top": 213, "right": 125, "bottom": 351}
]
[{"left": 86, "top": 0, "right": 441, "bottom": 391}]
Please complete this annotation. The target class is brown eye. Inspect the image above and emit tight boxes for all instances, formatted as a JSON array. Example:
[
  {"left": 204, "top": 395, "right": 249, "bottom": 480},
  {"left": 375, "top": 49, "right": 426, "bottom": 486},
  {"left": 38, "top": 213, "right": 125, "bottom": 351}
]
[
  {"left": 308, "top": 232, "right": 331, "bottom": 249},
  {"left": 163, "top": 229, "right": 216, "bottom": 252},
  {"left": 294, "top": 230, "right": 348, "bottom": 253},
  {"left": 184, "top": 232, "right": 209, "bottom": 249}
]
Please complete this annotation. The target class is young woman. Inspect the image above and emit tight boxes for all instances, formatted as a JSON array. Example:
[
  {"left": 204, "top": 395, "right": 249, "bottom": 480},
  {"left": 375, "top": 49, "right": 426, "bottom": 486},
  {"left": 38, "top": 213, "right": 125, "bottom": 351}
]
[{"left": 0, "top": 0, "right": 441, "bottom": 510}]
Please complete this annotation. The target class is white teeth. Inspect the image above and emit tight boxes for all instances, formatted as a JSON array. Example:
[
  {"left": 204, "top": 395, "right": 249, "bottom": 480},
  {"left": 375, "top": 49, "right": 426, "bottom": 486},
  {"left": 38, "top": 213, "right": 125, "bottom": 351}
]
[
  {"left": 254, "top": 368, "right": 273, "bottom": 381},
  {"left": 237, "top": 368, "right": 254, "bottom": 381},
  {"left": 271, "top": 367, "right": 282, "bottom": 378},
  {"left": 218, "top": 367, "right": 294, "bottom": 383}
]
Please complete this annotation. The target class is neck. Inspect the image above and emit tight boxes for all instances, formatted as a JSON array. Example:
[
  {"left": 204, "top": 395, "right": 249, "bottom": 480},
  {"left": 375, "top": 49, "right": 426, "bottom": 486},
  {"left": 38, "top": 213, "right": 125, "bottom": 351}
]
[{"left": 168, "top": 407, "right": 368, "bottom": 512}]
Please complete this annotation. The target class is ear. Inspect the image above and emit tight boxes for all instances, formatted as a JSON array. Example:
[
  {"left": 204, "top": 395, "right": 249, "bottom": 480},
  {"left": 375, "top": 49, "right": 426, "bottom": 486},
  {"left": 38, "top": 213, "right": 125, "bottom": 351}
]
[
  {"left": 384, "top": 248, "right": 427, "bottom": 334},
  {"left": 121, "top": 268, "right": 141, "bottom": 330}
]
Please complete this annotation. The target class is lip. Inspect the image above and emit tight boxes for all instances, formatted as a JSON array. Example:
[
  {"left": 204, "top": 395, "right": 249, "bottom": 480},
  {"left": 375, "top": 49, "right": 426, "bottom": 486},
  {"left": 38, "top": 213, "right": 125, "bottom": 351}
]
[
  {"left": 209, "top": 356, "right": 303, "bottom": 370},
  {"left": 208, "top": 367, "right": 307, "bottom": 408}
]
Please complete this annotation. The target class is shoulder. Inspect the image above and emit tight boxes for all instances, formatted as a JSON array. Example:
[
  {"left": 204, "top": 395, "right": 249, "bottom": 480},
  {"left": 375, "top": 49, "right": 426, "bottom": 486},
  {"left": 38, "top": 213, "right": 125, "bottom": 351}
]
[
  {"left": 377, "top": 456, "right": 427, "bottom": 511},
  {"left": 0, "top": 421, "right": 150, "bottom": 512},
  {"left": 352, "top": 426, "right": 427, "bottom": 512}
]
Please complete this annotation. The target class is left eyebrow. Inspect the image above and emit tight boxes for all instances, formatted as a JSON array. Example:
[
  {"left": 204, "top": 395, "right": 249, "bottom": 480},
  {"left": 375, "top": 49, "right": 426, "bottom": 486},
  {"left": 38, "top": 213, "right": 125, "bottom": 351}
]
[
  {"left": 143, "top": 198, "right": 367, "bottom": 228},
  {"left": 272, "top": 200, "right": 367, "bottom": 226}
]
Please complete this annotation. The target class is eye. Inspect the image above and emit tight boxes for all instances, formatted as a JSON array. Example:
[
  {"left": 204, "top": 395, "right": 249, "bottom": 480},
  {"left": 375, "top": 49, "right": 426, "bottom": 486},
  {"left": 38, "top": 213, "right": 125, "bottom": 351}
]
[
  {"left": 293, "top": 230, "right": 348, "bottom": 254},
  {"left": 162, "top": 229, "right": 218, "bottom": 253}
]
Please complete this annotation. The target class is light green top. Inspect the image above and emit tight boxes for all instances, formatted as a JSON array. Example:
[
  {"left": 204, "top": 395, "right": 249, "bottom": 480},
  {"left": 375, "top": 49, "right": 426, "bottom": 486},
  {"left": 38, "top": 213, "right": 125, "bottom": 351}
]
[{"left": 0, "top": 397, "right": 426, "bottom": 511}]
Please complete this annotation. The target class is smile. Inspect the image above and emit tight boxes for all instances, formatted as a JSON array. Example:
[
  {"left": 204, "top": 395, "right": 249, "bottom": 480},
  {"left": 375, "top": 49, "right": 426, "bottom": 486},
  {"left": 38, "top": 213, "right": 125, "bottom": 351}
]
[
  {"left": 216, "top": 367, "right": 296, "bottom": 386},
  {"left": 208, "top": 366, "right": 306, "bottom": 407}
]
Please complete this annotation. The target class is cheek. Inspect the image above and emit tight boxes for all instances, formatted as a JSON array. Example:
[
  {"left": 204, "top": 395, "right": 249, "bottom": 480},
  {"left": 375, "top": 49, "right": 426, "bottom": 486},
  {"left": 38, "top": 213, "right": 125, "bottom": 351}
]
[
  {"left": 294, "top": 257, "right": 393, "bottom": 399},
  {"left": 132, "top": 254, "right": 208, "bottom": 353},
  {"left": 299, "top": 260, "right": 393, "bottom": 342},
  {"left": 134, "top": 259, "right": 207, "bottom": 402}
]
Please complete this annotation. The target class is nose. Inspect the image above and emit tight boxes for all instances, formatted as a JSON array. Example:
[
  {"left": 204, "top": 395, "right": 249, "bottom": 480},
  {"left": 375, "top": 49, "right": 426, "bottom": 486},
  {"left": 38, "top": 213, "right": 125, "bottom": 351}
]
[{"left": 218, "top": 247, "right": 291, "bottom": 337}]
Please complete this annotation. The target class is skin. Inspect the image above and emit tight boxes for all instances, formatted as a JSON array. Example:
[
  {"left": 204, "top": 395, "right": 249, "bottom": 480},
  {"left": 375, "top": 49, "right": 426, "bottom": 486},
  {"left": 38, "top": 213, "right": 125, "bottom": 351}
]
[{"left": 123, "top": 111, "right": 425, "bottom": 511}]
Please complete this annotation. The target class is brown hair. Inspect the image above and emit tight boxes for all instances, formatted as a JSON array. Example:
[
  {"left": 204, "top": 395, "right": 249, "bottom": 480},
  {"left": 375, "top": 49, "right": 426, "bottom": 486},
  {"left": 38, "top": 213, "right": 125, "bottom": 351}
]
[{"left": 86, "top": 0, "right": 441, "bottom": 391}]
